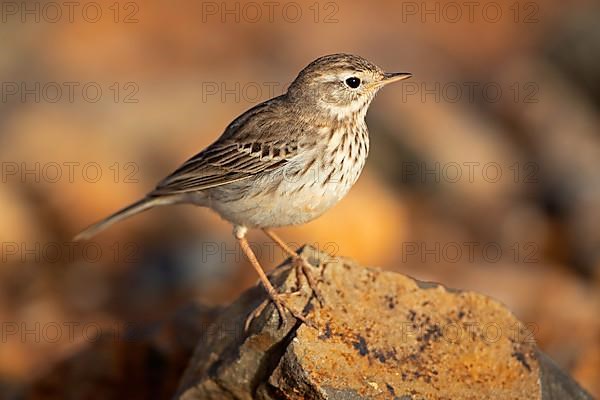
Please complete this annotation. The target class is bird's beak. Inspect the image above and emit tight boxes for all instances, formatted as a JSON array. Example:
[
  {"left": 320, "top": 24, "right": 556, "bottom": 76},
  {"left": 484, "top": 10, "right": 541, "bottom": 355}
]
[{"left": 381, "top": 72, "right": 412, "bottom": 85}]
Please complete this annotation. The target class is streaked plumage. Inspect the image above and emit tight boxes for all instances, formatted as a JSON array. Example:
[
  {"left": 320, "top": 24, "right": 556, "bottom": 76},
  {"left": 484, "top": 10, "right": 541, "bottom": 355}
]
[{"left": 74, "top": 54, "right": 411, "bottom": 328}]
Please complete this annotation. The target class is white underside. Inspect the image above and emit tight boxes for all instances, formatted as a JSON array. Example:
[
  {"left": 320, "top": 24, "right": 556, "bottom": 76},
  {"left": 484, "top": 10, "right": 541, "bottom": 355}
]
[{"left": 205, "top": 131, "right": 368, "bottom": 229}]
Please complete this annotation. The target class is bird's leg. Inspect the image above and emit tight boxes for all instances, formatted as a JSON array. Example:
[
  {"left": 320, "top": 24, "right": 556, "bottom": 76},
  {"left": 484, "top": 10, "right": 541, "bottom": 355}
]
[
  {"left": 262, "top": 229, "right": 325, "bottom": 306},
  {"left": 235, "top": 227, "right": 307, "bottom": 331}
]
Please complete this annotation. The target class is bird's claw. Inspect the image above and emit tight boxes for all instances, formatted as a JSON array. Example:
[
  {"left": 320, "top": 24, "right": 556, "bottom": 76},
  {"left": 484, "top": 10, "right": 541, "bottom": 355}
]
[
  {"left": 292, "top": 256, "right": 325, "bottom": 307},
  {"left": 244, "top": 291, "right": 310, "bottom": 332}
]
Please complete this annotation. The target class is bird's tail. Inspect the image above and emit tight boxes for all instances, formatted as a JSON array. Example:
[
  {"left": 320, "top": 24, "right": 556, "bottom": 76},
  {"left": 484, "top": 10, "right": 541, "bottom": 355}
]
[{"left": 74, "top": 196, "right": 170, "bottom": 241}]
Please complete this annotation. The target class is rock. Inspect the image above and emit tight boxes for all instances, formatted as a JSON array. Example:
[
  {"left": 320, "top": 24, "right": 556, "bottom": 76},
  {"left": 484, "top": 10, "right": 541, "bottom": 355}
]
[{"left": 175, "top": 246, "right": 592, "bottom": 400}]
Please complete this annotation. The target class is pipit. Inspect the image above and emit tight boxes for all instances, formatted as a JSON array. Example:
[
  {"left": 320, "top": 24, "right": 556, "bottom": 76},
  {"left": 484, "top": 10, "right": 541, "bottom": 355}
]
[{"left": 75, "top": 53, "right": 411, "bottom": 329}]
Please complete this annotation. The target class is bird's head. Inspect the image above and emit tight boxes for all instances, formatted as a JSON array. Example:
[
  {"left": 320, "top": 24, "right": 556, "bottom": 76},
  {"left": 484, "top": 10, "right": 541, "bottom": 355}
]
[{"left": 287, "top": 53, "right": 411, "bottom": 120}]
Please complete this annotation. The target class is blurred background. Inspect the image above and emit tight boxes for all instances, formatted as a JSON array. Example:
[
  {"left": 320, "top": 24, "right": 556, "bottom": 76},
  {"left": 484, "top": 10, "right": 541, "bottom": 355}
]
[{"left": 1, "top": 0, "right": 599, "bottom": 397}]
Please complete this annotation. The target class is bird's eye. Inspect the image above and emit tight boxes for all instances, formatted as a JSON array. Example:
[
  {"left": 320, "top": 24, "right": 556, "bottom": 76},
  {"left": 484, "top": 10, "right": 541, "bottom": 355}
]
[{"left": 345, "top": 77, "right": 361, "bottom": 89}]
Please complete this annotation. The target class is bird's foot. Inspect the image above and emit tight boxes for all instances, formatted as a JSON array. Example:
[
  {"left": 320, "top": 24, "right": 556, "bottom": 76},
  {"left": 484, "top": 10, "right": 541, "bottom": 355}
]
[
  {"left": 244, "top": 291, "right": 312, "bottom": 332},
  {"left": 261, "top": 229, "right": 325, "bottom": 306},
  {"left": 292, "top": 255, "right": 325, "bottom": 307}
]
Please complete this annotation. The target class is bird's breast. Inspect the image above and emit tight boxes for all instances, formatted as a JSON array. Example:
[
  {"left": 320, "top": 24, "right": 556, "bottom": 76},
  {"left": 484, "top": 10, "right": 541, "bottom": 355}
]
[
  {"left": 208, "top": 123, "right": 369, "bottom": 228},
  {"left": 264, "top": 123, "right": 369, "bottom": 222}
]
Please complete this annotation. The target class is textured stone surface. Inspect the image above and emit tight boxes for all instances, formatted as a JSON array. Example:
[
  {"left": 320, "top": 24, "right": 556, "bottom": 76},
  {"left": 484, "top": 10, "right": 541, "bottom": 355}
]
[
  {"left": 175, "top": 246, "right": 593, "bottom": 400},
  {"left": 21, "top": 247, "right": 593, "bottom": 400}
]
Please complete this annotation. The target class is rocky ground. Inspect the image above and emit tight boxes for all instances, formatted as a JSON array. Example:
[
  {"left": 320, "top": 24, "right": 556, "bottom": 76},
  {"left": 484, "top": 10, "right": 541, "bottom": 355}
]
[{"left": 20, "top": 247, "right": 592, "bottom": 400}]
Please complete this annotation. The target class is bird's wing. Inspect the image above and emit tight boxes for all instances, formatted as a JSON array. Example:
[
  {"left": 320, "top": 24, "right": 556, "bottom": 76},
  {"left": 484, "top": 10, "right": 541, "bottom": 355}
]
[{"left": 151, "top": 97, "right": 303, "bottom": 195}]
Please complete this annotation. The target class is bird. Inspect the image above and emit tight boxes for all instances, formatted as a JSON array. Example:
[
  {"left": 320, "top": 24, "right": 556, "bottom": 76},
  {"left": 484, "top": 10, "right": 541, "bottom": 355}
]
[{"left": 75, "top": 53, "right": 411, "bottom": 329}]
